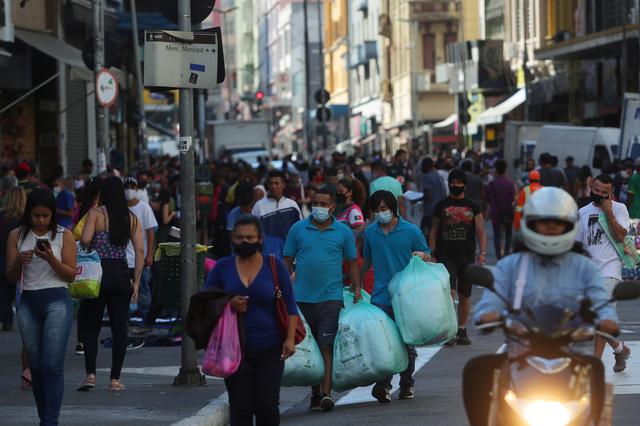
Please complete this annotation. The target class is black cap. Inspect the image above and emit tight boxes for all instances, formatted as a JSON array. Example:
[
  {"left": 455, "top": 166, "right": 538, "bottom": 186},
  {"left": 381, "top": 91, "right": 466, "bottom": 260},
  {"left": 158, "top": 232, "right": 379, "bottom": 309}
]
[
  {"left": 448, "top": 168, "right": 467, "bottom": 185},
  {"left": 565, "top": 156, "right": 574, "bottom": 162}
]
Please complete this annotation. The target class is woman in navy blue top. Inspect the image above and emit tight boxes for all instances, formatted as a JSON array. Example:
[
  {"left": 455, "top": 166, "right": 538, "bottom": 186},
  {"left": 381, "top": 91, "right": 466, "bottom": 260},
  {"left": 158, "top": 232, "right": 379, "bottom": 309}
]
[{"left": 205, "top": 214, "right": 298, "bottom": 426}]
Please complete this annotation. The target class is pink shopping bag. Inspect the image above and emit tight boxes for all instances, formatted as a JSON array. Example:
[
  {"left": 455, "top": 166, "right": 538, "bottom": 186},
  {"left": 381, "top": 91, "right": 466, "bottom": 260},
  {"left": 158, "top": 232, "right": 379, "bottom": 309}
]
[{"left": 202, "top": 302, "right": 242, "bottom": 378}]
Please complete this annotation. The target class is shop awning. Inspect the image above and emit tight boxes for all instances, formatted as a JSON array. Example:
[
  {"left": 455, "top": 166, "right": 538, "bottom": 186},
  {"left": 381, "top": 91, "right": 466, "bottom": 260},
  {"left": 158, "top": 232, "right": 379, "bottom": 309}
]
[
  {"left": 15, "top": 29, "right": 87, "bottom": 70},
  {"left": 477, "top": 88, "right": 526, "bottom": 125},
  {"left": 432, "top": 113, "right": 457, "bottom": 129},
  {"left": 535, "top": 26, "right": 640, "bottom": 61}
]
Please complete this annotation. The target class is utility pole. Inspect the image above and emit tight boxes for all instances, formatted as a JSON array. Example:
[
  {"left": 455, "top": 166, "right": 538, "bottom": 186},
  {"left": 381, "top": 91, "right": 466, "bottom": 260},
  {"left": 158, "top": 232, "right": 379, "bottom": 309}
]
[
  {"left": 130, "top": 0, "right": 149, "bottom": 169},
  {"left": 303, "top": 0, "right": 312, "bottom": 157},
  {"left": 522, "top": 0, "right": 530, "bottom": 122},
  {"left": 174, "top": 0, "right": 205, "bottom": 387},
  {"left": 93, "top": 0, "right": 108, "bottom": 173},
  {"left": 315, "top": 0, "right": 328, "bottom": 151}
]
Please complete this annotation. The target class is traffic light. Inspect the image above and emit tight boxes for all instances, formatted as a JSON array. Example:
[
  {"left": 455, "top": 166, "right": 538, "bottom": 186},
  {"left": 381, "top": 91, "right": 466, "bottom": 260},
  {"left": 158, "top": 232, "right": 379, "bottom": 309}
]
[
  {"left": 254, "top": 91, "right": 264, "bottom": 117},
  {"left": 315, "top": 89, "right": 331, "bottom": 123}
]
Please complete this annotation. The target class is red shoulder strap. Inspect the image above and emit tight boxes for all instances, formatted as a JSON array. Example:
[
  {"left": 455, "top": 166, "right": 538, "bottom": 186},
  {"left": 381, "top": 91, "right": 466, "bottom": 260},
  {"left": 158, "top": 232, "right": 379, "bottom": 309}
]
[{"left": 268, "top": 254, "right": 281, "bottom": 296}]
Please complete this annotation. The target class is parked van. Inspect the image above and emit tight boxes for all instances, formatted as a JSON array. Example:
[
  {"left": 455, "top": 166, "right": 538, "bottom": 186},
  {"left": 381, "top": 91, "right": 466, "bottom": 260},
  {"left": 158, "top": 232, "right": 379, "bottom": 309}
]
[{"left": 532, "top": 125, "right": 619, "bottom": 175}]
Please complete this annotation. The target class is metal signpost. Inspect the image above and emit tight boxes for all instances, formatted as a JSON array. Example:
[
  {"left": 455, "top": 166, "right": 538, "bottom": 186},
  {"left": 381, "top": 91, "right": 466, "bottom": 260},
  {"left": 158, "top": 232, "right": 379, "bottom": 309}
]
[{"left": 143, "top": 3, "right": 225, "bottom": 387}]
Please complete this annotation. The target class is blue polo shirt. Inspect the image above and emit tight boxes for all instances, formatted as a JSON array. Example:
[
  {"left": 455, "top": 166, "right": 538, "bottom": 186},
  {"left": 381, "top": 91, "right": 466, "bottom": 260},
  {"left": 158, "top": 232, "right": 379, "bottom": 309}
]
[
  {"left": 283, "top": 217, "right": 357, "bottom": 303},
  {"left": 363, "top": 217, "right": 430, "bottom": 306}
]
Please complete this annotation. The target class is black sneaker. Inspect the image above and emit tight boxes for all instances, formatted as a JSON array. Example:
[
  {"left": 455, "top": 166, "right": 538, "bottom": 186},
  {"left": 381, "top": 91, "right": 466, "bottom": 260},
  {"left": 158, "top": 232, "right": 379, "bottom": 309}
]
[
  {"left": 399, "top": 386, "right": 415, "bottom": 400},
  {"left": 613, "top": 344, "right": 631, "bottom": 373},
  {"left": 371, "top": 383, "right": 391, "bottom": 403},
  {"left": 456, "top": 328, "right": 471, "bottom": 345},
  {"left": 320, "top": 393, "right": 335, "bottom": 412},
  {"left": 309, "top": 394, "right": 322, "bottom": 412},
  {"left": 75, "top": 343, "right": 84, "bottom": 355}
]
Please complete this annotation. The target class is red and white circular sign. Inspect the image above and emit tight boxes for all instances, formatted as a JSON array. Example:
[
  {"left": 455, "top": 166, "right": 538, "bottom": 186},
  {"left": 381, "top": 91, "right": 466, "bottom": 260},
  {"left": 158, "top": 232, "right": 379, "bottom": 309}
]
[{"left": 96, "top": 68, "right": 119, "bottom": 107}]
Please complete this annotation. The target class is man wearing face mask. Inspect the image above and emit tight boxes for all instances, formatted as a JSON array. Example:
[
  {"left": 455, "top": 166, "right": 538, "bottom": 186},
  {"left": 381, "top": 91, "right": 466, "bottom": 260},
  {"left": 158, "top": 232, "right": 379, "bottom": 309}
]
[
  {"left": 124, "top": 178, "right": 158, "bottom": 317},
  {"left": 577, "top": 174, "right": 631, "bottom": 372},
  {"left": 283, "top": 186, "right": 361, "bottom": 413},
  {"left": 430, "top": 169, "right": 487, "bottom": 346},
  {"left": 360, "top": 190, "right": 431, "bottom": 403}
]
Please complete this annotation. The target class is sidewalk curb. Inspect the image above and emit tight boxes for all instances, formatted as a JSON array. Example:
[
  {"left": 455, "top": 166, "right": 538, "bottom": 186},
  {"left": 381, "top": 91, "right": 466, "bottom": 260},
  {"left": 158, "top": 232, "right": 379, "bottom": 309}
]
[{"left": 171, "top": 393, "right": 229, "bottom": 426}]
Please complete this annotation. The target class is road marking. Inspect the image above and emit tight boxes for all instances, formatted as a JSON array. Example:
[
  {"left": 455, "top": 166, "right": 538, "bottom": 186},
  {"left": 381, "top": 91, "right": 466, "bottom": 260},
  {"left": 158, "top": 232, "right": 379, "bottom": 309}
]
[
  {"left": 335, "top": 347, "right": 441, "bottom": 406},
  {"left": 96, "top": 365, "right": 220, "bottom": 379},
  {"left": 603, "top": 341, "right": 640, "bottom": 395}
]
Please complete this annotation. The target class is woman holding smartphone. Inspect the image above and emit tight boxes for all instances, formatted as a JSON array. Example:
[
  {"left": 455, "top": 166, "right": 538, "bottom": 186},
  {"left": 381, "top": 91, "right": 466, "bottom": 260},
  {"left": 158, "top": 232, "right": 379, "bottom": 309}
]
[
  {"left": 6, "top": 189, "right": 77, "bottom": 425},
  {"left": 78, "top": 177, "right": 144, "bottom": 392}
]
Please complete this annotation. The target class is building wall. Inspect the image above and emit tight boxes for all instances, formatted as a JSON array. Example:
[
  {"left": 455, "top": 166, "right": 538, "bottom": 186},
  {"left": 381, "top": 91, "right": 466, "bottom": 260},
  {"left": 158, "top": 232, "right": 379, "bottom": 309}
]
[
  {"left": 324, "top": 0, "right": 348, "bottom": 106},
  {"left": 236, "top": 0, "right": 258, "bottom": 96},
  {"left": 12, "top": 0, "right": 55, "bottom": 32}
]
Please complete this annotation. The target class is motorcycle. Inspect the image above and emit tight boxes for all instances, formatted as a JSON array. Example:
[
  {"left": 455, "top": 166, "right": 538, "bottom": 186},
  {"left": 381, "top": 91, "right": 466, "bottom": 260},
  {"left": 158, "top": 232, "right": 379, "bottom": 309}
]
[{"left": 464, "top": 265, "right": 640, "bottom": 426}]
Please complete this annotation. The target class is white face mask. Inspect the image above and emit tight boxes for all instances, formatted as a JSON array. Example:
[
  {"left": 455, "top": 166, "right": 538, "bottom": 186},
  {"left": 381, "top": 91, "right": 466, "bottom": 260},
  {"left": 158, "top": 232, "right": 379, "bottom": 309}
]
[
  {"left": 125, "top": 189, "right": 138, "bottom": 201},
  {"left": 53, "top": 186, "right": 62, "bottom": 196}
]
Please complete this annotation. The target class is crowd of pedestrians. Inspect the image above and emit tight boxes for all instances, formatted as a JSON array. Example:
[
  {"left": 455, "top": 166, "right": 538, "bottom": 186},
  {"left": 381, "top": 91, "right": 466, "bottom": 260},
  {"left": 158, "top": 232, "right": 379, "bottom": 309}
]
[{"left": 0, "top": 146, "right": 637, "bottom": 425}]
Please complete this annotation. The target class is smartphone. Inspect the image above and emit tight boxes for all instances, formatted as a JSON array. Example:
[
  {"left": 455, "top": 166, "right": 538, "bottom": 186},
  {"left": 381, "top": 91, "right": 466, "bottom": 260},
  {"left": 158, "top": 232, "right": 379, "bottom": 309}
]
[{"left": 36, "top": 238, "right": 51, "bottom": 251}]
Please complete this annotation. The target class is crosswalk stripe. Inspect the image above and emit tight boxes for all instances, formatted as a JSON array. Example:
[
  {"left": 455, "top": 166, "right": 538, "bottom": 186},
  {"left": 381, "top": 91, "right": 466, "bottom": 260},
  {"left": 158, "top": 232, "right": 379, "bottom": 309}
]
[{"left": 335, "top": 347, "right": 441, "bottom": 406}]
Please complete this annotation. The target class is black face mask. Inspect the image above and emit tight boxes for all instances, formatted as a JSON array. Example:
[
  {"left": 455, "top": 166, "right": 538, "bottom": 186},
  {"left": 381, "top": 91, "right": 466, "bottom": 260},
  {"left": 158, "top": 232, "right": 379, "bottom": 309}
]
[
  {"left": 591, "top": 193, "right": 608, "bottom": 205},
  {"left": 449, "top": 185, "right": 465, "bottom": 196},
  {"left": 336, "top": 193, "right": 347, "bottom": 204},
  {"left": 233, "top": 242, "right": 262, "bottom": 258}
]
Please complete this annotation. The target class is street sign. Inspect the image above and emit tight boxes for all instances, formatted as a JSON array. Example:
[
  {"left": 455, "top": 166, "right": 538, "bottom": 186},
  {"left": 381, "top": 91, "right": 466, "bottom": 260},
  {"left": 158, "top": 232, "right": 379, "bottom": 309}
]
[
  {"left": 95, "top": 68, "right": 119, "bottom": 107},
  {"left": 314, "top": 88, "right": 331, "bottom": 105},
  {"left": 178, "top": 136, "right": 192, "bottom": 152},
  {"left": 619, "top": 93, "right": 640, "bottom": 159},
  {"left": 144, "top": 28, "right": 225, "bottom": 89}
]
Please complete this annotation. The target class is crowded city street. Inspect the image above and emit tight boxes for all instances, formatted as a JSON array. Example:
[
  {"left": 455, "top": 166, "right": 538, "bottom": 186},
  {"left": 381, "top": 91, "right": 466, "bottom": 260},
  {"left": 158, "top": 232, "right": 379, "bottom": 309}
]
[{"left": 3, "top": 1, "right": 640, "bottom": 426}]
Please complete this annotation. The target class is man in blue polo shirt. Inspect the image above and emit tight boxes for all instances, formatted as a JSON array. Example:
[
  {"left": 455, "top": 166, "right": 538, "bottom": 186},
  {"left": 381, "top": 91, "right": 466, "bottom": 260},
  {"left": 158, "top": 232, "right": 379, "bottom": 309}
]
[
  {"left": 361, "top": 190, "right": 431, "bottom": 403},
  {"left": 283, "top": 186, "right": 361, "bottom": 413}
]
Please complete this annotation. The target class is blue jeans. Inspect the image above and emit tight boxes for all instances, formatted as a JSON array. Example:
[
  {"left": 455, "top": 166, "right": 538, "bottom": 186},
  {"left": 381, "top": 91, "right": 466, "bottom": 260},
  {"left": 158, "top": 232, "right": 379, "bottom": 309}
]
[
  {"left": 373, "top": 303, "right": 417, "bottom": 389},
  {"left": 18, "top": 287, "right": 72, "bottom": 426}
]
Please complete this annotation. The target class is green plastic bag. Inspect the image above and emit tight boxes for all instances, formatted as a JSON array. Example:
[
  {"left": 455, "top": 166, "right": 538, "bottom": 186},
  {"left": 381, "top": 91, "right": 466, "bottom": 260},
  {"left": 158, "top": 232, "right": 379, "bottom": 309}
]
[
  {"left": 282, "top": 312, "right": 325, "bottom": 387},
  {"left": 332, "top": 301, "right": 408, "bottom": 392},
  {"left": 388, "top": 257, "right": 457, "bottom": 346},
  {"left": 342, "top": 287, "right": 371, "bottom": 310}
]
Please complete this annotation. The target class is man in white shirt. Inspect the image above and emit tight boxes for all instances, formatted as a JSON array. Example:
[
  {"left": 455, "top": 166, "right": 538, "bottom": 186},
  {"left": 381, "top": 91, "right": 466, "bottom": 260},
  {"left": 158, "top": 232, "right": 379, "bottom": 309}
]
[
  {"left": 124, "top": 178, "right": 158, "bottom": 316},
  {"left": 251, "top": 170, "right": 301, "bottom": 257},
  {"left": 576, "top": 174, "right": 631, "bottom": 372}
]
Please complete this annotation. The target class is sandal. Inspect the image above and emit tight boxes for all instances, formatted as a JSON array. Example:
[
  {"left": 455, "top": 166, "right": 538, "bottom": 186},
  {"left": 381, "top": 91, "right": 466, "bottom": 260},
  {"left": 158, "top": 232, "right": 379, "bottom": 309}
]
[
  {"left": 21, "top": 369, "right": 32, "bottom": 390},
  {"left": 109, "top": 379, "right": 125, "bottom": 391},
  {"left": 77, "top": 374, "right": 96, "bottom": 392}
]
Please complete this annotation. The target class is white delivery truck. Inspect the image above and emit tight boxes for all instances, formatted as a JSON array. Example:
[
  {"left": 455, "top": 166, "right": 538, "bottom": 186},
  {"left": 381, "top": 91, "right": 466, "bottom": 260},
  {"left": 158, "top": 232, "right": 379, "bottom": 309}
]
[
  {"left": 532, "top": 125, "right": 619, "bottom": 175},
  {"left": 208, "top": 120, "right": 272, "bottom": 166},
  {"left": 504, "top": 121, "right": 620, "bottom": 178}
]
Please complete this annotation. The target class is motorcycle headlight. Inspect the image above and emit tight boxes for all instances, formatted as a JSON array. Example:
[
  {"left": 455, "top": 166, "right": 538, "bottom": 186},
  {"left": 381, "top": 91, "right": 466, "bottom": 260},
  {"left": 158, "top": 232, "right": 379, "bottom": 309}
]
[{"left": 504, "top": 390, "right": 590, "bottom": 426}]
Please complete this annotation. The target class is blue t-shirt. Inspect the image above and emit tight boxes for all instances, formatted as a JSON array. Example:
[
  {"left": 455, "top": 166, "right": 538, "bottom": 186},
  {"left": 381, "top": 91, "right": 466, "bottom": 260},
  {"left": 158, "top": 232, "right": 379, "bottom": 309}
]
[
  {"left": 204, "top": 255, "right": 297, "bottom": 353},
  {"left": 56, "top": 189, "right": 75, "bottom": 229},
  {"left": 363, "top": 217, "right": 430, "bottom": 306},
  {"left": 226, "top": 206, "right": 243, "bottom": 232},
  {"left": 283, "top": 217, "right": 357, "bottom": 303}
]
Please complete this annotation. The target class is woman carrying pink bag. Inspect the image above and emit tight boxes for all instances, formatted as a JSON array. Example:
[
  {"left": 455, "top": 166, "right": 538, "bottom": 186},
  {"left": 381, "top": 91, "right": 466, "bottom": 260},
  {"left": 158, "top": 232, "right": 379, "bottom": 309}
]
[{"left": 204, "top": 215, "right": 298, "bottom": 426}]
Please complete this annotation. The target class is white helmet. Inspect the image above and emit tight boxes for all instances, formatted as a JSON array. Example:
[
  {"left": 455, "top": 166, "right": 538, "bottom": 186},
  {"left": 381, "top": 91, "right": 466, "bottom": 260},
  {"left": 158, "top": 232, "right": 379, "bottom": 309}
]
[{"left": 520, "top": 187, "right": 579, "bottom": 256}]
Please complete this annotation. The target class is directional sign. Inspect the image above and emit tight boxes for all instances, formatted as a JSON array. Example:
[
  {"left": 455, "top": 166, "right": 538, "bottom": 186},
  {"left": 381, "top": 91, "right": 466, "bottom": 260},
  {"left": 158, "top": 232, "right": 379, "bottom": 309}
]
[
  {"left": 144, "top": 28, "right": 225, "bottom": 89},
  {"left": 96, "top": 68, "right": 119, "bottom": 107}
]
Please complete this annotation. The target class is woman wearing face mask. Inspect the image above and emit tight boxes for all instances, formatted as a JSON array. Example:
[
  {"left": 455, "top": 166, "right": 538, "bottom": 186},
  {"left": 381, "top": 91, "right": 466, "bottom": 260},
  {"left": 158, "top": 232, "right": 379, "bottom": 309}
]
[
  {"left": 360, "top": 190, "right": 431, "bottom": 403},
  {"left": 335, "top": 179, "right": 366, "bottom": 233},
  {"left": 204, "top": 214, "right": 298, "bottom": 426}
]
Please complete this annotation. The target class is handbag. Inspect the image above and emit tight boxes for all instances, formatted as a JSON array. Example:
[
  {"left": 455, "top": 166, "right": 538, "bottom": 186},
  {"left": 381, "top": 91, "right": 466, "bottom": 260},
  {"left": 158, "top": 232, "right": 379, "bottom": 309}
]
[
  {"left": 268, "top": 254, "right": 306, "bottom": 345},
  {"left": 598, "top": 213, "right": 640, "bottom": 269},
  {"left": 68, "top": 243, "right": 102, "bottom": 299}
]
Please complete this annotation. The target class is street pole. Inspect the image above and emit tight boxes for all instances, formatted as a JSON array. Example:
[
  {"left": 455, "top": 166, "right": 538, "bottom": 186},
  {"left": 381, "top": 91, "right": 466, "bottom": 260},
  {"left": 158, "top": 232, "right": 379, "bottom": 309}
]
[
  {"left": 93, "top": 0, "right": 107, "bottom": 173},
  {"left": 130, "top": 0, "right": 149, "bottom": 169},
  {"left": 523, "top": 0, "right": 530, "bottom": 122},
  {"left": 303, "top": 0, "right": 312, "bottom": 157},
  {"left": 316, "top": 0, "right": 328, "bottom": 151},
  {"left": 174, "top": 0, "right": 205, "bottom": 387}
]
